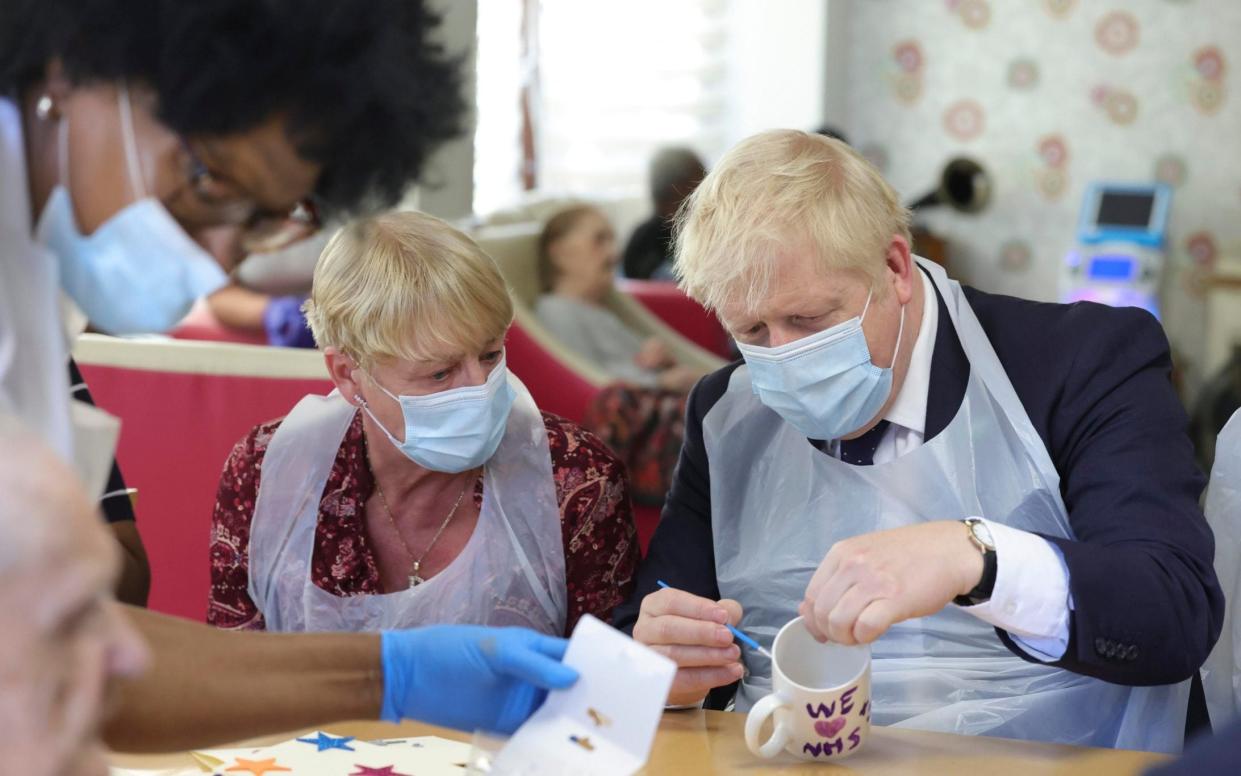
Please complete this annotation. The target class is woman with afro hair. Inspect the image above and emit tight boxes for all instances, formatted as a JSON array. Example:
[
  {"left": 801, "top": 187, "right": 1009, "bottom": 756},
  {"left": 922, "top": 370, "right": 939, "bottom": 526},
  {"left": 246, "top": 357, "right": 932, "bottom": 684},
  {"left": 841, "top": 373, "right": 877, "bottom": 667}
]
[{"left": 0, "top": 0, "right": 583, "bottom": 758}]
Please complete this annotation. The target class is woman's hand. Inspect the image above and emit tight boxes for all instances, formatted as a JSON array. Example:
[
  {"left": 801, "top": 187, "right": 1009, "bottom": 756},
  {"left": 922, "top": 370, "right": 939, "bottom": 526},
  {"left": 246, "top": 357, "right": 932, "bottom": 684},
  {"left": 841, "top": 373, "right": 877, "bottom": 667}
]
[
  {"left": 657, "top": 366, "right": 703, "bottom": 393},
  {"left": 632, "top": 588, "right": 745, "bottom": 707},
  {"left": 635, "top": 338, "right": 675, "bottom": 370}
]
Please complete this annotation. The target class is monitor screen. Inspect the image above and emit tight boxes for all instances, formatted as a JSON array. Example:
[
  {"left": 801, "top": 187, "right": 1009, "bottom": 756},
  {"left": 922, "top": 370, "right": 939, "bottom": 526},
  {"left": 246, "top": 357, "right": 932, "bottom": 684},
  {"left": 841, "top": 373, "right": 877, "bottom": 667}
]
[
  {"left": 1096, "top": 191, "right": 1155, "bottom": 228},
  {"left": 1087, "top": 255, "right": 1137, "bottom": 281}
]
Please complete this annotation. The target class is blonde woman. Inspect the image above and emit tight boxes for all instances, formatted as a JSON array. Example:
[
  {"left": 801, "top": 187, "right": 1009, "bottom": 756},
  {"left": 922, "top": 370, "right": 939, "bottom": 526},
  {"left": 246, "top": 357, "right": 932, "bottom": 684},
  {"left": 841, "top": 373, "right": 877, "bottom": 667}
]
[{"left": 209, "top": 211, "right": 639, "bottom": 636}]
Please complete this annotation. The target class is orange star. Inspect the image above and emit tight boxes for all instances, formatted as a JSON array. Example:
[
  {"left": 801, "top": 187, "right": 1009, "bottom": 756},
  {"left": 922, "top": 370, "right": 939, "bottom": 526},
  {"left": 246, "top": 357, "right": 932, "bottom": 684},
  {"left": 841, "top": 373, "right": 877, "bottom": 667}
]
[{"left": 225, "top": 757, "right": 292, "bottom": 775}]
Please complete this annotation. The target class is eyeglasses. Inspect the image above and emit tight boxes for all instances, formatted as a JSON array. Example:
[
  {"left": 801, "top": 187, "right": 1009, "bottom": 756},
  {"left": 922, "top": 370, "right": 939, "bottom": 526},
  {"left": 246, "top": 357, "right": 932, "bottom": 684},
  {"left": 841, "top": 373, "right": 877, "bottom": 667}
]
[{"left": 178, "top": 137, "right": 322, "bottom": 254}]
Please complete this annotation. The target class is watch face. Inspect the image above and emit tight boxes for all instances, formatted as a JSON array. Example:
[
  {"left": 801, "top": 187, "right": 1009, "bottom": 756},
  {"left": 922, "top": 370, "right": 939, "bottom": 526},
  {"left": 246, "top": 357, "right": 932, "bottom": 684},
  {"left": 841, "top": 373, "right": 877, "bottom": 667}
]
[{"left": 969, "top": 520, "right": 996, "bottom": 550}]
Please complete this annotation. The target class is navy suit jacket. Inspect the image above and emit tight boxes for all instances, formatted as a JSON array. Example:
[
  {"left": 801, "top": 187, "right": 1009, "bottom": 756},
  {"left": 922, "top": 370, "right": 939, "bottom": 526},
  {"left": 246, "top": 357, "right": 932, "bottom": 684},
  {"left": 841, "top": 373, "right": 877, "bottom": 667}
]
[{"left": 613, "top": 271, "right": 1224, "bottom": 690}]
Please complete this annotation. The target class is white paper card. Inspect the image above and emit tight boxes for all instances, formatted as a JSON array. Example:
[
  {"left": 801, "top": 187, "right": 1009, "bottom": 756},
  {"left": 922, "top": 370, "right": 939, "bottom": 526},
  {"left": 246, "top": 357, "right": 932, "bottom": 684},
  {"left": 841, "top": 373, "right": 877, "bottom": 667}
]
[
  {"left": 69, "top": 399, "right": 120, "bottom": 501},
  {"left": 493, "top": 614, "right": 676, "bottom": 776}
]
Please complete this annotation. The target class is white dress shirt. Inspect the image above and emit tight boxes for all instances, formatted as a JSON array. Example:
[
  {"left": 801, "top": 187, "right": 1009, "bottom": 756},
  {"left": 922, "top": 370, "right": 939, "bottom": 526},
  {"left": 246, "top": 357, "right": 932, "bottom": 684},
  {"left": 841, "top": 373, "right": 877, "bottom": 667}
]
[{"left": 861, "top": 270, "right": 1072, "bottom": 661}]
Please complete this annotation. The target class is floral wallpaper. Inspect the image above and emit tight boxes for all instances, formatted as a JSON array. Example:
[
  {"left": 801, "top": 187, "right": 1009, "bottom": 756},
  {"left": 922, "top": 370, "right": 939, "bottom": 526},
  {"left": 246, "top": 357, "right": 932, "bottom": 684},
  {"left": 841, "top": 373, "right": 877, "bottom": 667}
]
[{"left": 842, "top": 0, "right": 1241, "bottom": 390}]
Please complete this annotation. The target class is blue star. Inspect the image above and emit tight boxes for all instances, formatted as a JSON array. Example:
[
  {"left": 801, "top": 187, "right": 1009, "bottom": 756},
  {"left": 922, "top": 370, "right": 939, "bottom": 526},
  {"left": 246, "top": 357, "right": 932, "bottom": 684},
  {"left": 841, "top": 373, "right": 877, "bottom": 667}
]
[{"left": 296, "top": 732, "right": 357, "bottom": 752}]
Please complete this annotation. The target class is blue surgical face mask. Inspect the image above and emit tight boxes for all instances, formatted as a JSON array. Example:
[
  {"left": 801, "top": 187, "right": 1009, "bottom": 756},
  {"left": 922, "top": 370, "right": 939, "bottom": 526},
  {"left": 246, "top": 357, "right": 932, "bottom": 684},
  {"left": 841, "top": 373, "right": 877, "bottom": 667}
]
[
  {"left": 736, "top": 291, "right": 906, "bottom": 441},
  {"left": 35, "top": 82, "right": 227, "bottom": 334},
  {"left": 358, "top": 356, "right": 517, "bottom": 473}
]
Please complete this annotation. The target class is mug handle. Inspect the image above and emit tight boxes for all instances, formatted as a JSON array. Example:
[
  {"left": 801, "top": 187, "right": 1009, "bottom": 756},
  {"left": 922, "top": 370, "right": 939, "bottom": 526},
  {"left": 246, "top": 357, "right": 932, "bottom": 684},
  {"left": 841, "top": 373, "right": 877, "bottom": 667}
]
[{"left": 745, "top": 693, "right": 790, "bottom": 758}]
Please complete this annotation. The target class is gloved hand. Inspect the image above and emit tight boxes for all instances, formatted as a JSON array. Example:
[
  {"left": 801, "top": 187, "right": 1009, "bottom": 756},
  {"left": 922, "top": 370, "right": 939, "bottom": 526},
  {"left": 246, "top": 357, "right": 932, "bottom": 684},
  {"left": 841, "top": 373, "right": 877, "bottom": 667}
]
[
  {"left": 380, "top": 626, "right": 579, "bottom": 734},
  {"left": 262, "top": 295, "right": 316, "bottom": 348}
]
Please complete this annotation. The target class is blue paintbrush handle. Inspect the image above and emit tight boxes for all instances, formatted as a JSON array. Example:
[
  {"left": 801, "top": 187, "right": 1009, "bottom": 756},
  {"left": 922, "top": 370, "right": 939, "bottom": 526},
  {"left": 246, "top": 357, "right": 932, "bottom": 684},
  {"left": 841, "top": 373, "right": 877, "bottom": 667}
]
[{"left": 656, "top": 580, "right": 768, "bottom": 655}]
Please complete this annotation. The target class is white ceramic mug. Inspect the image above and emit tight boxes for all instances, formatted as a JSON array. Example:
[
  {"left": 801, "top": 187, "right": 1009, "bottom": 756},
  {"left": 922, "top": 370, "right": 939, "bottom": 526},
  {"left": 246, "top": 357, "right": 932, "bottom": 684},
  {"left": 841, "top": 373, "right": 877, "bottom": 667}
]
[{"left": 744, "top": 617, "right": 872, "bottom": 761}]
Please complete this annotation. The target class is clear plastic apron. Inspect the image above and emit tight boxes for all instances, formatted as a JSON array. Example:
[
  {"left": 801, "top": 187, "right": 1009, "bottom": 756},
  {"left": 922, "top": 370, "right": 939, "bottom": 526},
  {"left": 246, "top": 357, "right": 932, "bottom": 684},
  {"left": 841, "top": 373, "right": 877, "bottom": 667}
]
[
  {"left": 705, "top": 259, "right": 1188, "bottom": 752},
  {"left": 0, "top": 98, "right": 73, "bottom": 466},
  {"left": 1, "top": 98, "right": 123, "bottom": 498},
  {"left": 1202, "top": 410, "right": 1241, "bottom": 729},
  {"left": 248, "top": 373, "right": 567, "bottom": 635}
]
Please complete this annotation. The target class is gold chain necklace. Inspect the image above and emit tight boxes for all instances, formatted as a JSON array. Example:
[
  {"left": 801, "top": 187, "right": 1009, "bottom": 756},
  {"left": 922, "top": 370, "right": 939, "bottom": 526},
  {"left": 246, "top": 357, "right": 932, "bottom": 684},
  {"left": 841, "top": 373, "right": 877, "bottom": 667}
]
[{"left": 372, "top": 470, "right": 476, "bottom": 588}]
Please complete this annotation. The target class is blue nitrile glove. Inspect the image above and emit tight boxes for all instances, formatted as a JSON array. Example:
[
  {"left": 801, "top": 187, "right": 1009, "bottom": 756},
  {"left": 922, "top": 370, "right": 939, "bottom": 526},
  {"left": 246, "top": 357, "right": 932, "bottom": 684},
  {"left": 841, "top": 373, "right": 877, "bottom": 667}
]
[
  {"left": 262, "top": 295, "right": 316, "bottom": 348},
  {"left": 380, "top": 626, "right": 579, "bottom": 734}
]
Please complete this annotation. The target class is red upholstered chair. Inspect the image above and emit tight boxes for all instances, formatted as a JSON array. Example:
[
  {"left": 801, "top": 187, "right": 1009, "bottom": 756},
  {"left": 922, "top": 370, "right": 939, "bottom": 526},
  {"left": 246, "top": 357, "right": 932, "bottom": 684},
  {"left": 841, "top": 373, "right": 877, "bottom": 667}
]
[
  {"left": 73, "top": 335, "right": 331, "bottom": 621},
  {"left": 505, "top": 323, "right": 662, "bottom": 553},
  {"left": 504, "top": 322, "right": 602, "bottom": 425},
  {"left": 632, "top": 505, "right": 661, "bottom": 555},
  {"left": 617, "top": 278, "right": 733, "bottom": 360}
]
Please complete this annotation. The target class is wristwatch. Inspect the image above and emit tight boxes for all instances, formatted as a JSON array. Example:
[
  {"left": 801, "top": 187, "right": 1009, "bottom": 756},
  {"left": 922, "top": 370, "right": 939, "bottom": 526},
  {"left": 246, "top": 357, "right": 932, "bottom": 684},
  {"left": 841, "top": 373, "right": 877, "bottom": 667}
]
[{"left": 953, "top": 517, "right": 997, "bottom": 607}]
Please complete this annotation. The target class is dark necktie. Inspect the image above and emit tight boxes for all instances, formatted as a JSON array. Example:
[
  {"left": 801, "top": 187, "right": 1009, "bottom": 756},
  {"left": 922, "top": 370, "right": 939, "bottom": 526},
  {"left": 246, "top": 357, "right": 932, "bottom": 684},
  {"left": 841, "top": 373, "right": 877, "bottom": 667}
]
[{"left": 838, "top": 420, "right": 892, "bottom": 466}]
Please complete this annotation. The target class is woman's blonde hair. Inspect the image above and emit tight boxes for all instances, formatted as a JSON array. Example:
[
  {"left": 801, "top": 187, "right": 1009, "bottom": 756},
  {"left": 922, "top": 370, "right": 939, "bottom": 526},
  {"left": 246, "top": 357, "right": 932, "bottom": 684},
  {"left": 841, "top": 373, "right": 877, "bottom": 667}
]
[
  {"left": 304, "top": 211, "right": 514, "bottom": 368},
  {"left": 674, "top": 129, "right": 911, "bottom": 314}
]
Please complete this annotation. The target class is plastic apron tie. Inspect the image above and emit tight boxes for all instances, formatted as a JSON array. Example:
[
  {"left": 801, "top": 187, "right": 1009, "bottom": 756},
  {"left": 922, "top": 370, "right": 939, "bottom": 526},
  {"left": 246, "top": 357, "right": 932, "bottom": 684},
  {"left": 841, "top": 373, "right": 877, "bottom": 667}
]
[
  {"left": 702, "top": 258, "right": 1189, "bottom": 752},
  {"left": 247, "top": 374, "right": 566, "bottom": 635}
]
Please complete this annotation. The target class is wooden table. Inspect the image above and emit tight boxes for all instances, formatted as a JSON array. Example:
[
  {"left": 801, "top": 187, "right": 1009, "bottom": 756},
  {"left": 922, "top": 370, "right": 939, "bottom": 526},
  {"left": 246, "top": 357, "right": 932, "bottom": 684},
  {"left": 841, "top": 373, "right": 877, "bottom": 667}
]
[{"left": 111, "top": 709, "right": 1169, "bottom": 774}]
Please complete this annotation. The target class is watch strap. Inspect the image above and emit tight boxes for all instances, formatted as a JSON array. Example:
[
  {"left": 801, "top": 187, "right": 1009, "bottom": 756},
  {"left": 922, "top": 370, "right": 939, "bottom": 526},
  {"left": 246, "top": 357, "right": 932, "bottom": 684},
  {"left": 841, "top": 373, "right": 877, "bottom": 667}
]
[{"left": 954, "top": 545, "right": 997, "bottom": 606}]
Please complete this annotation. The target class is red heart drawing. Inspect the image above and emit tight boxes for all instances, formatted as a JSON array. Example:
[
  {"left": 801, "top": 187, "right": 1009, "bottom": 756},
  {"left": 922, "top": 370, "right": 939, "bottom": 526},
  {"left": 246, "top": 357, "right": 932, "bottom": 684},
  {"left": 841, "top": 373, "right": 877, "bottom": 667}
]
[{"left": 814, "top": 718, "right": 846, "bottom": 738}]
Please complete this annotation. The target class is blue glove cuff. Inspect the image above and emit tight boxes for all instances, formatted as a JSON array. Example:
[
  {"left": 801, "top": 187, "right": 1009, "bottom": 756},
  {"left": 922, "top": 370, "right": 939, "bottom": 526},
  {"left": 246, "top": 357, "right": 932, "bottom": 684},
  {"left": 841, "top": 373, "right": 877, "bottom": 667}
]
[
  {"left": 263, "top": 295, "right": 315, "bottom": 348},
  {"left": 379, "top": 631, "right": 408, "bottom": 723}
]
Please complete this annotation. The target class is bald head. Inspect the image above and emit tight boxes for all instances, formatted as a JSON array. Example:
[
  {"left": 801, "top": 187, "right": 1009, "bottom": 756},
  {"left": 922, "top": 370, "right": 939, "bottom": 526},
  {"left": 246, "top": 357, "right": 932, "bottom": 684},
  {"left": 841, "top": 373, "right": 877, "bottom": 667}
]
[{"left": 0, "top": 415, "right": 147, "bottom": 776}]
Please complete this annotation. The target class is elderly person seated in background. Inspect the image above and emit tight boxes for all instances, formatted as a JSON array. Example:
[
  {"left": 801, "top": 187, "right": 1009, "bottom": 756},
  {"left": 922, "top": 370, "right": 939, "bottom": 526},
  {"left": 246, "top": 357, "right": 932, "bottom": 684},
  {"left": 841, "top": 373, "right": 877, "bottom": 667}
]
[
  {"left": 622, "top": 147, "right": 706, "bottom": 281},
  {"left": 615, "top": 130, "right": 1222, "bottom": 751},
  {"left": 536, "top": 205, "right": 703, "bottom": 392},
  {"left": 535, "top": 204, "right": 707, "bottom": 504},
  {"left": 0, "top": 417, "right": 149, "bottom": 776},
  {"left": 209, "top": 211, "right": 639, "bottom": 636}
]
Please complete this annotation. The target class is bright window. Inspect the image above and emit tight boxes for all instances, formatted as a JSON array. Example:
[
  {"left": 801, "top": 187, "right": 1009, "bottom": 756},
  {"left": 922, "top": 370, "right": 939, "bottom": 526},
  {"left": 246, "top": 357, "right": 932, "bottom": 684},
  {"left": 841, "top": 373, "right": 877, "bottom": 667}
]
[{"left": 474, "top": 0, "right": 732, "bottom": 216}]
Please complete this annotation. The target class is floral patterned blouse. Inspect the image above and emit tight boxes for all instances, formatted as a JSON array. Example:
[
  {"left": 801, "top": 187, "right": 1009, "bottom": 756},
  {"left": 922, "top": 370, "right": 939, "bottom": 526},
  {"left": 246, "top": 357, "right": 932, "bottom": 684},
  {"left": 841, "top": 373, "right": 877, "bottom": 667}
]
[{"left": 208, "top": 410, "right": 639, "bottom": 635}]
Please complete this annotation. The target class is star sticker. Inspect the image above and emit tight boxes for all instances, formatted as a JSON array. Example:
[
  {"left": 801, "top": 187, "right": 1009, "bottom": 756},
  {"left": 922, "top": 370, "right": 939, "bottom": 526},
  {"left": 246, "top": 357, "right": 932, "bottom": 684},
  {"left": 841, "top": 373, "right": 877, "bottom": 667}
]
[
  {"left": 225, "top": 758, "right": 292, "bottom": 776},
  {"left": 296, "top": 732, "right": 357, "bottom": 751},
  {"left": 350, "top": 766, "right": 410, "bottom": 776}
]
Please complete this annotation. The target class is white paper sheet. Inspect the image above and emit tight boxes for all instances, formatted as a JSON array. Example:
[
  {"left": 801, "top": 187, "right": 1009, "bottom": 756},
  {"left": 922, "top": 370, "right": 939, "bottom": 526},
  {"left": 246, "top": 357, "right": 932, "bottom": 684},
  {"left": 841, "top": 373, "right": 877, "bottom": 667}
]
[
  {"left": 492, "top": 614, "right": 676, "bottom": 776},
  {"left": 69, "top": 399, "right": 120, "bottom": 501}
]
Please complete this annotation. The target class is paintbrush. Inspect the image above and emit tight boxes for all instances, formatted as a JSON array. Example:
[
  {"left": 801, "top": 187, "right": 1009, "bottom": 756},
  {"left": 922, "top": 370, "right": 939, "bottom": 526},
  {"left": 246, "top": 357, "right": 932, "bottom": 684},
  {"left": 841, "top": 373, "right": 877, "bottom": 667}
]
[{"left": 656, "top": 580, "right": 773, "bottom": 660}]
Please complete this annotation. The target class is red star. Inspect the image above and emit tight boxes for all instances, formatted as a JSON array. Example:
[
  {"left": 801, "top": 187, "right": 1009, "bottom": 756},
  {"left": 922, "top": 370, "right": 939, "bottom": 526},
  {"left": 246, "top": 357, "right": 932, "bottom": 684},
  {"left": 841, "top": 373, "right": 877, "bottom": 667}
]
[
  {"left": 225, "top": 758, "right": 292, "bottom": 776},
  {"left": 350, "top": 767, "right": 410, "bottom": 776}
]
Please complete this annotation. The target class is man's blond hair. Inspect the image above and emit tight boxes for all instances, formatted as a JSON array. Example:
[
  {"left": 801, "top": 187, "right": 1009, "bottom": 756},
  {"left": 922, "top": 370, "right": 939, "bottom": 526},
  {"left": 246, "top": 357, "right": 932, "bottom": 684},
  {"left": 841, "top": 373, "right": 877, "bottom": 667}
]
[
  {"left": 304, "top": 211, "right": 514, "bottom": 368},
  {"left": 674, "top": 129, "right": 911, "bottom": 313}
]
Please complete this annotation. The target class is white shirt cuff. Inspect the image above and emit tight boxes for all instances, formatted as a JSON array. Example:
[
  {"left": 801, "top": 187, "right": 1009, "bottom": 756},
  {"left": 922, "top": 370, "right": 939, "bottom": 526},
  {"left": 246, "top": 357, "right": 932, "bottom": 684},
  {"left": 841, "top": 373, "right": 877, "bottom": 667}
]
[{"left": 957, "top": 519, "right": 1073, "bottom": 662}]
